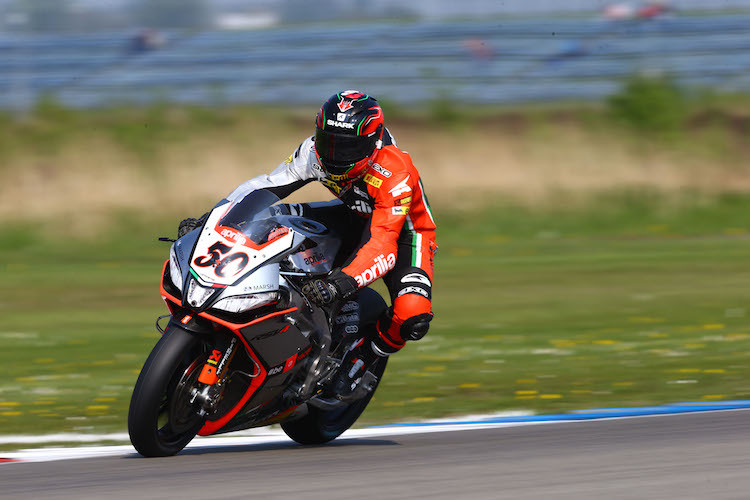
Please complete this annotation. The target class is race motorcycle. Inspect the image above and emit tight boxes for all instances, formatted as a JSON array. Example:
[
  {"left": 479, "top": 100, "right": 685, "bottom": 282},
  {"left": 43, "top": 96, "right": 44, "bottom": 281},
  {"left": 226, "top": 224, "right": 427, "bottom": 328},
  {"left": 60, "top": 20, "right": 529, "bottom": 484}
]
[{"left": 128, "top": 189, "right": 388, "bottom": 457}]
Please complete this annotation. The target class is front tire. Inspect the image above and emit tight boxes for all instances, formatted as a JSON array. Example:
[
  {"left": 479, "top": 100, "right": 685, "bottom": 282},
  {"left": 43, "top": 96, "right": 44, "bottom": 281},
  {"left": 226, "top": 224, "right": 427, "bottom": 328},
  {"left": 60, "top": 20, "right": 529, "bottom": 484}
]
[
  {"left": 281, "top": 356, "right": 388, "bottom": 445},
  {"left": 128, "top": 326, "right": 206, "bottom": 457}
]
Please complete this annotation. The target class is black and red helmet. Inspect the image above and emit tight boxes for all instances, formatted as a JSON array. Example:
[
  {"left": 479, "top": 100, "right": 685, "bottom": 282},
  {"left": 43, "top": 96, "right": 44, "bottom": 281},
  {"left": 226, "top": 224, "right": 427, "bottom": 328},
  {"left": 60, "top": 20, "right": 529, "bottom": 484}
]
[{"left": 314, "top": 90, "right": 384, "bottom": 180}]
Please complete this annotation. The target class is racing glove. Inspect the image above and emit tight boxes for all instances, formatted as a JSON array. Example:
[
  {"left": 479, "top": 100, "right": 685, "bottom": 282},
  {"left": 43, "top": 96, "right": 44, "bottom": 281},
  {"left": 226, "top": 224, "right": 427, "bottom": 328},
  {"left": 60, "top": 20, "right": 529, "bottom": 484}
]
[
  {"left": 301, "top": 269, "right": 359, "bottom": 307},
  {"left": 177, "top": 212, "right": 208, "bottom": 238}
]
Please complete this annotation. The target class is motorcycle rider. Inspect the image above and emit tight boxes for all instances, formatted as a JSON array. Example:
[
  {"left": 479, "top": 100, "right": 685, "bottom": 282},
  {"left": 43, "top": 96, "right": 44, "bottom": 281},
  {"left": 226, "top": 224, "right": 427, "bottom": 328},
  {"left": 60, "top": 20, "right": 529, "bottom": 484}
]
[{"left": 179, "top": 90, "right": 437, "bottom": 398}]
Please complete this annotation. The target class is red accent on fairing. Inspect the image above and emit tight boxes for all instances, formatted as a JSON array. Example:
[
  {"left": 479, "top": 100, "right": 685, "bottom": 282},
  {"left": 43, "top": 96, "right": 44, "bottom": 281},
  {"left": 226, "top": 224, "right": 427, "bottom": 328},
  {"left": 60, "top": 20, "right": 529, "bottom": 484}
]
[
  {"left": 282, "top": 353, "right": 298, "bottom": 373},
  {"left": 214, "top": 225, "right": 289, "bottom": 252}
]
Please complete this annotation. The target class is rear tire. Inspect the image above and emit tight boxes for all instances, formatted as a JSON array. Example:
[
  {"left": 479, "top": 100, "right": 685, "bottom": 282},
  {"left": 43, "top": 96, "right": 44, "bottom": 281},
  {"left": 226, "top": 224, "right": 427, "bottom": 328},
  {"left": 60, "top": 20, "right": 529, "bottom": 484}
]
[
  {"left": 128, "top": 326, "right": 206, "bottom": 457},
  {"left": 281, "top": 356, "right": 388, "bottom": 445}
]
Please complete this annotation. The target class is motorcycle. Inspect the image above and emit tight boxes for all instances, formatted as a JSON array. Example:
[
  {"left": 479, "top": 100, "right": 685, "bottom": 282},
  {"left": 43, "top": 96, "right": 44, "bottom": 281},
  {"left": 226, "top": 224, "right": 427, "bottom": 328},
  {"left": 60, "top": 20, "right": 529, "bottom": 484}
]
[{"left": 128, "top": 189, "right": 388, "bottom": 457}]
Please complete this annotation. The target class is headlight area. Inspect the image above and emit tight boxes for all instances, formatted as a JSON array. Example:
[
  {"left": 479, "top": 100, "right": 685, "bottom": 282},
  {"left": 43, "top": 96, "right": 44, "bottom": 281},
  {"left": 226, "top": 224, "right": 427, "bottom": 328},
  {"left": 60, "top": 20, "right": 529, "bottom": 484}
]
[
  {"left": 212, "top": 292, "right": 279, "bottom": 313},
  {"left": 169, "top": 244, "right": 183, "bottom": 292}
]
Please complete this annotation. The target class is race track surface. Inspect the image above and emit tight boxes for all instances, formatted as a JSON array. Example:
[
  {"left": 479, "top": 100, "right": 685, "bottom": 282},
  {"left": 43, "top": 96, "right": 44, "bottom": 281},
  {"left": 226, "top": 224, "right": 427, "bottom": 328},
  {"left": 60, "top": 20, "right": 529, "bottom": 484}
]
[{"left": 2, "top": 409, "right": 749, "bottom": 500}]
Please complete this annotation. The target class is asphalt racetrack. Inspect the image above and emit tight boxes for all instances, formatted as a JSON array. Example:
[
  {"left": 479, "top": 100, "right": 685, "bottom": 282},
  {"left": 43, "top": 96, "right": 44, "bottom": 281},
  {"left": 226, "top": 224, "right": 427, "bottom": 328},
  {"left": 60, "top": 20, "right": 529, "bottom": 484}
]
[{"left": 2, "top": 409, "right": 749, "bottom": 499}]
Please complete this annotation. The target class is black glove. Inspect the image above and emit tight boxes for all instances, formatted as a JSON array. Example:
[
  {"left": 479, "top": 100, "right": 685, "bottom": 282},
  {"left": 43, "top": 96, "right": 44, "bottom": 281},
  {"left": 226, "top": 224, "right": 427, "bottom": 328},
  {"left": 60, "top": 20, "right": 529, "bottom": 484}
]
[
  {"left": 301, "top": 269, "right": 359, "bottom": 307},
  {"left": 177, "top": 212, "right": 209, "bottom": 238}
]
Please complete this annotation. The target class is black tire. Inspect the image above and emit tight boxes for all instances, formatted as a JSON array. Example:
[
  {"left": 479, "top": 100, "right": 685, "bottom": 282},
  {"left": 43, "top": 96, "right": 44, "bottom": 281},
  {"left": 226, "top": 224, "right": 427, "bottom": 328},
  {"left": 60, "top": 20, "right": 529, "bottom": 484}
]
[
  {"left": 128, "top": 326, "right": 206, "bottom": 457},
  {"left": 281, "top": 356, "right": 388, "bottom": 445}
]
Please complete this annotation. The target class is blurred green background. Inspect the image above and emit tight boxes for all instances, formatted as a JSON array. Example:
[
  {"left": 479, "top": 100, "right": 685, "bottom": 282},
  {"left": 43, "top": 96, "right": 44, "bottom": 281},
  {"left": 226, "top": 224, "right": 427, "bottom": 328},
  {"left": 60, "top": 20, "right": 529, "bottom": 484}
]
[{"left": 1, "top": 80, "right": 749, "bottom": 445}]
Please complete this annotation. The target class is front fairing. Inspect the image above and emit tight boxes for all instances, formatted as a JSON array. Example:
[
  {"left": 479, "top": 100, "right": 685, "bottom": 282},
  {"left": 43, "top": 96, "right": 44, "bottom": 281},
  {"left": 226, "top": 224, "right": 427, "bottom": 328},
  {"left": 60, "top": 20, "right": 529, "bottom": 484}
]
[{"left": 173, "top": 190, "right": 305, "bottom": 313}]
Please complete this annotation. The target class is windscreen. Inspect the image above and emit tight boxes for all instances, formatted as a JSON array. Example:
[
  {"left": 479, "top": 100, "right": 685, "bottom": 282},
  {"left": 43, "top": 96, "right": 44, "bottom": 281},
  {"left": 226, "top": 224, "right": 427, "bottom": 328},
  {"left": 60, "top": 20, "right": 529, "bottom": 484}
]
[{"left": 217, "top": 189, "right": 282, "bottom": 245}]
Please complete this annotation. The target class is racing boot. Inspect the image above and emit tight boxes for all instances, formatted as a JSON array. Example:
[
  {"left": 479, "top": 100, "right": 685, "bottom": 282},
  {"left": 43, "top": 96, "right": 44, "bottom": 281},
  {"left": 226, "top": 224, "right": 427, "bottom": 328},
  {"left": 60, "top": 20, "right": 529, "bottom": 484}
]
[{"left": 331, "top": 337, "right": 384, "bottom": 400}]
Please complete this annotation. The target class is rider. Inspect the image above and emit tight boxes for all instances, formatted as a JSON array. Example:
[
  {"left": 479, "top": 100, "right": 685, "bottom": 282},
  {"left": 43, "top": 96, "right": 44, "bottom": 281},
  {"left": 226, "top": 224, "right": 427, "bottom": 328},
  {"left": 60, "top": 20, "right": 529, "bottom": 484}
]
[{"left": 179, "top": 90, "right": 437, "bottom": 398}]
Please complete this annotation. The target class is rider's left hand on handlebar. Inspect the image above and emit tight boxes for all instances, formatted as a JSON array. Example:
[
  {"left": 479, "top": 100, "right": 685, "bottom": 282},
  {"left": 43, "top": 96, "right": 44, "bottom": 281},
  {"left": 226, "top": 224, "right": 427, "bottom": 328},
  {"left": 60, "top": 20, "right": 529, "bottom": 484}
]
[{"left": 301, "top": 270, "right": 358, "bottom": 307}]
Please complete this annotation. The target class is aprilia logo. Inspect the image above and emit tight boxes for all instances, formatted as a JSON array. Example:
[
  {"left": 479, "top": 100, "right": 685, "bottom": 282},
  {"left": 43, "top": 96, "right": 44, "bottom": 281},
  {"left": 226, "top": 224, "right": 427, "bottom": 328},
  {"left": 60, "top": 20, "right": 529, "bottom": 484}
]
[{"left": 354, "top": 253, "right": 396, "bottom": 287}]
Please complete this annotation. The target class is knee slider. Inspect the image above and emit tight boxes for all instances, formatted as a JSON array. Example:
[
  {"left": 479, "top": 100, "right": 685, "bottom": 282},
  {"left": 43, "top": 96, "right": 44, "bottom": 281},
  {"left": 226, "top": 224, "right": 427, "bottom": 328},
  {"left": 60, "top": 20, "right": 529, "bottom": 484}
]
[{"left": 400, "top": 312, "right": 434, "bottom": 342}]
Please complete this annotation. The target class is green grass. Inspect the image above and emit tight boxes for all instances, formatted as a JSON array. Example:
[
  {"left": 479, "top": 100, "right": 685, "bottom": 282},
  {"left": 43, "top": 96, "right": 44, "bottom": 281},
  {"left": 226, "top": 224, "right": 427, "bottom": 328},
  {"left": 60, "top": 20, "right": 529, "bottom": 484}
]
[{"left": 2, "top": 193, "right": 750, "bottom": 442}]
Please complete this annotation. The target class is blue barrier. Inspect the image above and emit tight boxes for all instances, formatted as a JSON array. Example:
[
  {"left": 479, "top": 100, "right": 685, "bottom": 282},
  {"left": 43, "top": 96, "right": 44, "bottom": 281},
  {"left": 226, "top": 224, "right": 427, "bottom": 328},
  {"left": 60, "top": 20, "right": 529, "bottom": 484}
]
[{"left": 1, "top": 15, "right": 749, "bottom": 109}]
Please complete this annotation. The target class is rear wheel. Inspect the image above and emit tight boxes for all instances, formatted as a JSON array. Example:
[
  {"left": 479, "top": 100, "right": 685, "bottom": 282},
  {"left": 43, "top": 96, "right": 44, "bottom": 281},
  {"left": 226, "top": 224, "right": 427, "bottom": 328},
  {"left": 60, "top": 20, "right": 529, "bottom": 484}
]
[
  {"left": 128, "top": 326, "right": 206, "bottom": 457},
  {"left": 281, "top": 356, "right": 388, "bottom": 445}
]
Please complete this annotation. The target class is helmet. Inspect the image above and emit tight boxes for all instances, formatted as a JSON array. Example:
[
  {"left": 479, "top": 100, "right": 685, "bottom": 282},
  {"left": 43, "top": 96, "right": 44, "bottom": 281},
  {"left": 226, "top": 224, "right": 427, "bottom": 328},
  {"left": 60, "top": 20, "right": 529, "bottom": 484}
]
[{"left": 314, "top": 90, "right": 384, "bottom": 180}]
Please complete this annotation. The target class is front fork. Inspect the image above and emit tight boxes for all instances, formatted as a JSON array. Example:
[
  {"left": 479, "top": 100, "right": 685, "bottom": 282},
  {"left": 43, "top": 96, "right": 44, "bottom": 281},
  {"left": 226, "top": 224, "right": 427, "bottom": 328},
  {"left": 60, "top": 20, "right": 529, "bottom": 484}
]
[{"left": 190, "top": 336, "right": 238, "bottom": 417}]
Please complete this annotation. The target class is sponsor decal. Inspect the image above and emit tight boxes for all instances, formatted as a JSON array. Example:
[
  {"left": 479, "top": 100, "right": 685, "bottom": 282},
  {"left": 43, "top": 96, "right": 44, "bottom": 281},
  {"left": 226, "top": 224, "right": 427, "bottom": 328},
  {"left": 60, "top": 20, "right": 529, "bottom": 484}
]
[
  {"left": 284, "top": 153, "right": 293, "bottom": 165},
  {"left": 340, "top": 301, "right": 359, "bottom": 313},
  {"left": 321, "top": 178, "right": 342, "bottom": 194},
  {"left": 345, "top": 325, "right": 359, "bottom": 334},
  {"left": 327, "top": 172, "right": 349, "bottom": 182},
  {"left": 327, "top": 119, "right": 355, "bottom": 129},
  {"left": 394, "top": 196, "right": 412, "bottom": 206},
  {"left": 303, "top": 252, "right": 327, "bottom": 266},
  {"left": 352, "top": 200, "right": 372, "bottom": 214},
  {"left": 364, "top": 174, "right": 382, "bottom": 188},
  {"left": 337, "top": 112, "right": 347, "bottom": 121},
  {"left": 267, "top": 226, "right": 289, "bottom": 241},
  {"left": 389, "top": 176, "right": 412, "bottom": 197},
  {"left": 353, "top": 185, "right": 369, "bottom": 197},
  {"left": 398, "top": 286, "right": 429, "bottom": 298},
  {"left": 371, "top": 163, "right": 392, "bottom": 177},
  {"left": 268, "top": 365, "right": 284, "bottom": 376},
  {"left": 335, "top": 313, "right": 359, "bottom": 324},
  {"left": 392, "top": 206, "right": 409, "bottom": 215},
  {"left": 354, "top": 253, "right": 396, "bottom": 287},
  {"left": 241, "top": 283, "right": 275, "bottom": 293},
  {"left": 401, "top": 272, "right": 432, "bottom": 287}
]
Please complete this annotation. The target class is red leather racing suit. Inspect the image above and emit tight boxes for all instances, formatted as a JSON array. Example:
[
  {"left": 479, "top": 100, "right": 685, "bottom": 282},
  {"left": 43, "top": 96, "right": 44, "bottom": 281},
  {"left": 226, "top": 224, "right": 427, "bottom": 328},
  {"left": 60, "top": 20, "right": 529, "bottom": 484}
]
[{"left": 226, "top": 130, "right": 437, "bottom": 353}]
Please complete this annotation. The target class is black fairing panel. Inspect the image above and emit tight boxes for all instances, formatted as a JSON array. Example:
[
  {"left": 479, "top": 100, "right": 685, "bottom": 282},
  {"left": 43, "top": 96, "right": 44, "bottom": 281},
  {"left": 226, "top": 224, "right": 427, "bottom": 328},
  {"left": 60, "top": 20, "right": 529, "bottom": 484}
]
[{"left": 241, "top": 318, "right": 309, "bottom": 369}]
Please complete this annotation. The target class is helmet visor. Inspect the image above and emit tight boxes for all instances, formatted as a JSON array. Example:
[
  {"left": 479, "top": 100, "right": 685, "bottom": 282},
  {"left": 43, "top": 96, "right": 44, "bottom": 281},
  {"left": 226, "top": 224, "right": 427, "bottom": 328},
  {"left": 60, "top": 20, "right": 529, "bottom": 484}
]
[{"left": 315, "top": 128, "right": 377, "bottom": 174}]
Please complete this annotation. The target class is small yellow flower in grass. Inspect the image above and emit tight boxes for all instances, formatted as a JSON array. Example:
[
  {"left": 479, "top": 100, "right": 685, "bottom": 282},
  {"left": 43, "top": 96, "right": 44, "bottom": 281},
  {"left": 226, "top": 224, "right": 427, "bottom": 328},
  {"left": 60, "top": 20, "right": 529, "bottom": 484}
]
[
  {"left": 0, "top": 411, "right": 23, "bottom": 416},
  {"left": 678, "top": 368, "right": 701, "bottom": 373},
  {"left": 540, "top": 394, "right": 563, "bottom": 399},
  {"left": 684, "top": 344, "right": 706, "bottom": 349},
  {"left": 95, "top": 397, "right": 117, "bottom": 402},
  {"left": 571, "top": 389, "right": 592, "bottom": 394},
  {"left": 459, "top": 383, "right": 481, "bottom": 389},
  {"left": 515, "top": 390, "right": 538, "bottom": 396},
  {"left": 703, "top": 324, "right": 725, "bottom": 330},
  {"left": 703, "top": 369, "right": 726, "bottom": 374},
  {"left": 86, "top": 405, "right": 110, "bottom": 411},
  {"left": 0, "top": 401, "right": 20, "bottom": 407},
  {"left": 613, "top": 382, "right": 635, "bottom": 387},
  {"left": 594, "top": 340, "right": 619, "bottom": 345},
  {"left": 33, "top": 400, "right": 56, "bottom": 405},
  {"left": 515, "top": 395, "right": 536, "bottom": 400},
  {"left": 92, "top": 360, "right": 115, "bottom": 366},
  {"left": 411, "top": 397, "right": 436, "bottom": 403},
  {"left": 702, "top": 395, "right": 725, "bottom": 400}
]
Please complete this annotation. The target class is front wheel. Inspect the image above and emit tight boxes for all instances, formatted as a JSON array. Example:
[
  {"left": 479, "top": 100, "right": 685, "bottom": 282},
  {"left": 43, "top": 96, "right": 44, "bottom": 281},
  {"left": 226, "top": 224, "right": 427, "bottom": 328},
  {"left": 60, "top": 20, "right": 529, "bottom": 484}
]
[
  {"left": 128, "top": 326, "right": 206, "bottom": 457},
  {"left": 281, "top": 356, "right": 388, "bottom": 445}
]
